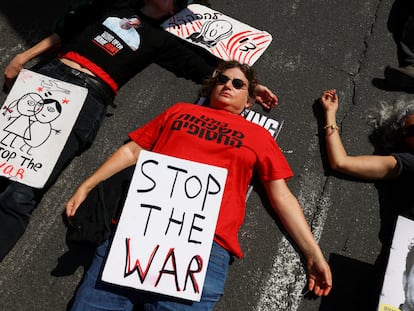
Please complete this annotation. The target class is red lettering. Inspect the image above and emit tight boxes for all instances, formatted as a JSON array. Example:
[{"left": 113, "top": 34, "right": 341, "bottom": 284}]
[
  {"left": 104, "top": 43, "right": 118, "bottom": 54},
  {"left": 183, "top": 255, "right": 203, "bottom": 293},
  {"left": 124, "top": 238, "right": 159, "bottom": 283},
  {"left": 155, "top": 248, "right": 180, "bottom": 292},
  {"left": 0, "top": 161, "right": 24, "bottom": 178},
  {"left": 15, "top": 168, "right": 24, "bottom": 179},
  {"left": 3, "top": 165, "right": 13, "bottom": 175}
]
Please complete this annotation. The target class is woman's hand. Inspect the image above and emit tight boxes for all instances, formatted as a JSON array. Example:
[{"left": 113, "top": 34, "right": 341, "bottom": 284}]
[
  {"left": 254, "top": 84, "right": 278, "bottom": 110},
  {"left": 3, "top": 33, "right": 62, "bottom": 92},
  {"left": 3, "top": 54, "right": 26, "bottom": 92},
  {"left": 65, "top": 185, "right": 91, "bottom": 218},
  {"left": 320, "top": 89, "right": 338, "bottom": 113},
  {"left": 306, "top": 254, "right": 332, "bottom": 296}
]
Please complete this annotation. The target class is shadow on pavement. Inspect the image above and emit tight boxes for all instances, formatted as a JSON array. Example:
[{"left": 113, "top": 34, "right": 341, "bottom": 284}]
[
  {"left": 372, "top": 0, "right": 413, "bottom": 92},
  {"left": 0, "top": 0, "right": 71, "bottom": 42},
  {"left": 318, "top": 254, "right": 380, "bottom": 311}
]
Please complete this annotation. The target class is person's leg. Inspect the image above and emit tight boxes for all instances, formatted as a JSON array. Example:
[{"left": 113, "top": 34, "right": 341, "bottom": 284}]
[
  {"left": 0, "top": 60, "right": 109, "bottom": 261},
  {"left": 70, "top": 241, "right": 135, "bottom": 311},
  {"left": 144, "top": 242, "right": 231, "bottom": 311},
  {"left": 0, "top": 180, "right": 41, "bottom": 260},
  {"left": 37, "top": 61, "right": 108, "bottom": 190},
  {"left": 385, "top": 2, "right": 414, "bottom": 89}
]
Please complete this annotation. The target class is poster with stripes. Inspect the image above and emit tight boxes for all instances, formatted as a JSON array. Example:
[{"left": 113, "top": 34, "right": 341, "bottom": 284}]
[{"left": 162, "top": 4, "right": 272, "bottom": 66}]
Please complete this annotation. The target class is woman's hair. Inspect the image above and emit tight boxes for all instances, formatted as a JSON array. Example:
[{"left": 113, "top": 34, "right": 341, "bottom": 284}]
[
  {"left": 188, "top": 0, "right": 211, "bottom": 7},
  {"left": 368, "top": 97, "right": 414, "bottom": 152},
  {"left": 173, "top": 0, "right": 189, "bottom": 12},
  {"left": 198, "top": 60, "right": 259, "bottom": 100},
  {"left": 175, "top": 0, "right": 211, "bottom": 12}
]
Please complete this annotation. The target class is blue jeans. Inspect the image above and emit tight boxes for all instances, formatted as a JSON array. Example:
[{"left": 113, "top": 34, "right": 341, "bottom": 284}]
[
  {"left": 0, "top": 60, "right": 110, "bottom": 260},
  {"left": 70, "top": 241, "right": 231, "bottom": 311}
]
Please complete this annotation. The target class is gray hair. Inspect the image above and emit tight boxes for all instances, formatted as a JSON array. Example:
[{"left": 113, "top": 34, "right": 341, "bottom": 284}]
[{"left": 368, "top": 97, "right": 414, "bottom": 151}]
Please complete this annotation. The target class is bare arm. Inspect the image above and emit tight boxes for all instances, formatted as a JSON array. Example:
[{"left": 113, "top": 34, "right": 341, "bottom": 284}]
[
  {"left": 4, "top": 33, "right": 62, "bottom": 90},
  {"left": 264, "top": 179, "right": 332, "bottom": 296},
  {"left": 66, "top": 141, "right": 142, "bottom": 217},
  {"left": 320, "top": 89, "right": 400, "bottom": 180}
]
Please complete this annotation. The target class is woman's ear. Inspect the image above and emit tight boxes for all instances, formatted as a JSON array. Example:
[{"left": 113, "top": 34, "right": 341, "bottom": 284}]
[{"left": 244, "top": 97, "right": 254, "bottom": 109}]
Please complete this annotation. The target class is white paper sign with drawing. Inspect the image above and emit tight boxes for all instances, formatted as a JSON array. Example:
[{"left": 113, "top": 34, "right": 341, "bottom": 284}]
[
  {"left": 102, "top": 150, "right": 228, "bottom": 302},
  {"left": 162, "top": 4, "right": 273, "bottom": 66},
  {"left": 378, "top": 216, "right": 414, "bottom": 311},
  {"left": 0, "top": 69, "right": 87, "bottom": 188}
]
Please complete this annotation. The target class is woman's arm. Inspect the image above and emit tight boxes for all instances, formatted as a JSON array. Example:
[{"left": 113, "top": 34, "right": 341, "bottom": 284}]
[
  {"left": 320, "top": 89, "right": 400, "bottom": 180},
  {"left": 4, "top": 33, "right": 62, "bottom": 89},
  {"left": 264, "top": 179, "right": 332, "bottom": 297},
  {"left": 66, "top": 141, "right": 142, "bottom": 217}
]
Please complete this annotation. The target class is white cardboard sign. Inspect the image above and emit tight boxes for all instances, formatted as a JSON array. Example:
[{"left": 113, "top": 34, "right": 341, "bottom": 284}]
[
  {"left": 162, "top": 4, "right": 273, "bottom": 66},
  {"left": 0, "top": 69, "right": 87, "bottom": 188},
  {"left": 102, "top": 150, "right": 228, "bottom": 302},
  {"left": 378, "top": 216, "right": 414, "bottom": 311}
]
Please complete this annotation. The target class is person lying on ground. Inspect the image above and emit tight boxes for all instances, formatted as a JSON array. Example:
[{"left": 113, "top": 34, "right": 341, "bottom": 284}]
[{"left": 65, "top": 60, "right": 332, "bottom": 310}]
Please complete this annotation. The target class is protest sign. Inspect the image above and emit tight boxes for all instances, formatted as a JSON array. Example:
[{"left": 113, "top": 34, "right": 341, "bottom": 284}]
[
  {"left": 378, "top": 216, "right": 414, "bottom": 311},
  {"left": 241, "top": 108, "right": 283, "bottom": 141},
  {"left": 0, "top": 69, "right": 87, "bottom": 188},
  {"left": 162, "top": 4, "right": 272, "bottom": 66},
  {"left": 102, "top": 150, "right": 228, "bottom": 301}
]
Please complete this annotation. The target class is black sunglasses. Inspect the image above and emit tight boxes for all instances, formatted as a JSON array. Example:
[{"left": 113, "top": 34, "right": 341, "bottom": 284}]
[
  {"left": 216, "top": 73, "right": 246, "bottom": 90},
  {"left": 402, "top": 124, "right": 414, "bottom": 137}
]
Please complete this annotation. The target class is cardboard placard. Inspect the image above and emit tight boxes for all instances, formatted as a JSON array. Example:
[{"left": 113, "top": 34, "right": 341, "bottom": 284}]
[
  {"left": 162, "top": 4, "right": 273, "bottom": 66},
  {"left": 378, "top": 216, "right": 414, "bottom": 311},
  {"left": 102, "top": 150, "right": 228, "bottom": 302},
  {"left": 0, "top": 69, "right": 87, "bottom": 188}
]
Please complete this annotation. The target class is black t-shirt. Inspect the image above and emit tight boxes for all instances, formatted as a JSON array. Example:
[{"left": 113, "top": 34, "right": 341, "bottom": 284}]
[
  {"left": 55, "top": 0, "right": 217, "bottom": 88},
  {"left": 393, "top": 152, "right": 414, "bottom": 176}
]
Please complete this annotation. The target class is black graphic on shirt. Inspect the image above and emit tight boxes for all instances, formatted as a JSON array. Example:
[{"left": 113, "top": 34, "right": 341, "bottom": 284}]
[
  {"left": 171, "top": 113, "right": 244, "bottom": 148},
  {"left": 93, "top": 16, "right": 142, "bottom": 55},
  {"left": 93, "top": 30, "right": 124, "bottom": 55}
]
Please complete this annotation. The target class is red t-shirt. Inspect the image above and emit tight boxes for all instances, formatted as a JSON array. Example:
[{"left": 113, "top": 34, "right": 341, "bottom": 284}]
[{"left": 129, "top": 103, "right": 293, "bottom": 258}]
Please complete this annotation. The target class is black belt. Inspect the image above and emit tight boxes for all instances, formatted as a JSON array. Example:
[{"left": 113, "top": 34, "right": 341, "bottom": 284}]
[{"left": 51, "top": 59, "right": 116, "bottom": 107}]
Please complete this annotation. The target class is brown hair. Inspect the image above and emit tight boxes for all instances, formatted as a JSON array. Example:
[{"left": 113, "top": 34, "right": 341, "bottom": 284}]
[{"left": 173, "top": 0, "right": 189, "bottom": 12}]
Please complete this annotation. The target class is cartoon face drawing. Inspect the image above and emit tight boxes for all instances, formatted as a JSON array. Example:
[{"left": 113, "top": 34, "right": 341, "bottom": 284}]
[
  {"left": 188, "top": 20, "right": 233, "bottom": 48},
  {"left": 17, "top": 93, "right": 44, "bottom": 116},
  {"left": 202, "top": 20, "right": 232, "bottom": 42},
  {"left": 0, "top": 92, "right": 45, "bottom": 147},
  {"left": 35, "top": 99, "right": 61, "bottom": 123},
  {"left": 20, "top": 98, "right": 62, "bottom": 152}
]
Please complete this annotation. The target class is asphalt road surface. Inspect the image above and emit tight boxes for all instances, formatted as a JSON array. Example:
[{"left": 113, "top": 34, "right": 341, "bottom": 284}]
[{"left": 0, "top": 0, "right": 410, "bottom": 310}]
